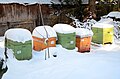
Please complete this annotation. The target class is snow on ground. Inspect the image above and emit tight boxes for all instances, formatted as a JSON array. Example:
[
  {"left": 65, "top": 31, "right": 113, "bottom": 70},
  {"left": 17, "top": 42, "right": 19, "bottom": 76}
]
[
  {"left": 0, "top": 36, "right": 4, "bottom": 48},
  {"left": 0, "top": 36, "right": 120, "bottom": 79},
  {"left": 0, "top": 36, "right": 5, "bottom": 60}
]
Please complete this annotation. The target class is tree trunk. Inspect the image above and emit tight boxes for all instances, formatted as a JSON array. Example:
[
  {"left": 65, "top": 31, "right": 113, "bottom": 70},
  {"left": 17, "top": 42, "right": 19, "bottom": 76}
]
[{"left": 89, "top": 0, "right": 96, "bottom": 13}]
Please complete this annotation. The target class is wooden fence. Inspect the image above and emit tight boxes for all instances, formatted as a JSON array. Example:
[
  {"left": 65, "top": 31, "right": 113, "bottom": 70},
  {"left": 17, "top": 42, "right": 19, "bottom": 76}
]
[
  {"left": 0, "top": 3, "right": 73, "bottom": 36},
  {"left": 0, "top": 20, "right": 36, "bottom": 36},
  {"left": 0, "top": 3, "right": 53, "bottom": 36}
]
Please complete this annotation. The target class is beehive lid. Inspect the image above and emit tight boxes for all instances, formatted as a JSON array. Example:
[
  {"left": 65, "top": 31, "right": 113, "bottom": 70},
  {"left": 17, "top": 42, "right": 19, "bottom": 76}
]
[
  {"left": 98, "top": 18, "right": 113, "bottom": 25},
  {"left": 5, "top": 28, "right": 32, "bottom": 43},
  {"left": 32, "top": 26, "right": 57, "bottom": 38},
  {"left": 75, "top": 28, "right": 93, "bottom": 38},
  {"left": 92, "top": 23, "right": 114, "bottom": 28},
  {"left": 53, "top": 24, "right": 75, "bottom": 34}
]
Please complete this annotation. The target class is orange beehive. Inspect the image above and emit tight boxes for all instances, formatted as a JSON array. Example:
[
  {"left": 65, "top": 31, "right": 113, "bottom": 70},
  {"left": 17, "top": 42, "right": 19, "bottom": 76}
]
[
  {"left": 75, "top": 28, "right": 93, "bottom": 53},
  {"left": 33, "top": 36, "right": 56, "bottom": 51},
  {"left": 76, "top": 36, "right": 91, "bottom": 53},
  {"left": 32, "top": 26, "right": 57, "bottom": 51}
]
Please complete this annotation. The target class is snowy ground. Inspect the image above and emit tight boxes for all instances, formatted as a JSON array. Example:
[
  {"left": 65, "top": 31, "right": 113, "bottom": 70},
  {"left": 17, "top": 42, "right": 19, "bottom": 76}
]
[{"left": 0, "top": 36, "right": 120, "bottom": 79}]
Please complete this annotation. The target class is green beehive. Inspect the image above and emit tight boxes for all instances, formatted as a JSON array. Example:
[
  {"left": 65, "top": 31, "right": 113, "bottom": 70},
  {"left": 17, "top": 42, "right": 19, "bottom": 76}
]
[
  {"left": 5, "top": 28, "right": 32, "bottom": 60},
  {"left": 92, "top": 23, "right": 114, "bottom": 45},
  {"left": 53, "top": 24, "right": 76, "bottom": 50},
  {"left": 57, "top": 32, "right": 76, "bottom": 50}
]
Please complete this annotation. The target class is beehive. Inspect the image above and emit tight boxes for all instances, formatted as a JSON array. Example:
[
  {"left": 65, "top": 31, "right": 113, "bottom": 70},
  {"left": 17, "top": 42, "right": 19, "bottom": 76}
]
[
  {"left": 5, "top": 28, "right": 32, "bottom": 60},
  {"left": 53, "top": 24, "right": 76, "bottom": 50},
  {"left": 75, "top": 28, "right": 93, "bottom": 52},
  {"left": 32, "top": 26, "right": 57, "bottom": 51},
  {"left": 92, "top": 23, "right": 113, "bottom": 44}
]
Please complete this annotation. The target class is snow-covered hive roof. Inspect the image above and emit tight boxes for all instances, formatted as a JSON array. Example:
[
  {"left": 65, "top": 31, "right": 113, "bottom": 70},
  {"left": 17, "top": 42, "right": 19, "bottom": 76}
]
[
  {"left": 32, "top": 26, "right": 57, "bottom": 38},
  {"left": 75, "top": 28, "right": 93, "bottom": 38},
  {"left": 53, "top": 24, "right": 75, "bottom": 34},
  {"left": 107, "top": 11, "right": 120, "bottom": 19},
  {"left": 92, "top": 23, "right": 114, "bottom": 28},
  {"left": 0, "top": 0, "right": 53, "bottom": 4},
  {"left": 5, "top": 28, "right": 32, "bottom": 43},
  {"left": 98, "top": 18, "right": 113, "bottom": 25}
]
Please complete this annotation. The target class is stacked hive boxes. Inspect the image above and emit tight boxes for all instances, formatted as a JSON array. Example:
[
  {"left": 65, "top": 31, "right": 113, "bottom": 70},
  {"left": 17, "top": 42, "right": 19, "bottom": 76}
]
[{"left": 92, "top": 23, "right": 114, "bottom": 45}]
